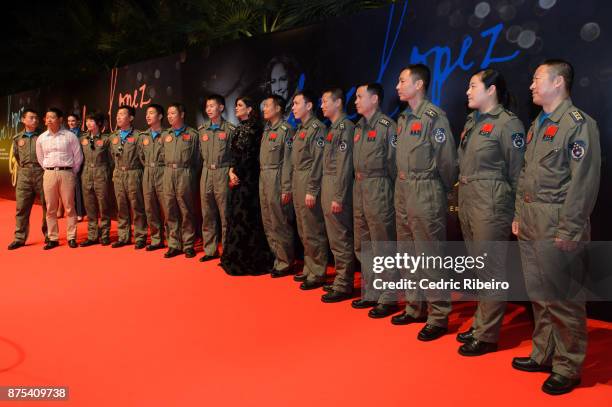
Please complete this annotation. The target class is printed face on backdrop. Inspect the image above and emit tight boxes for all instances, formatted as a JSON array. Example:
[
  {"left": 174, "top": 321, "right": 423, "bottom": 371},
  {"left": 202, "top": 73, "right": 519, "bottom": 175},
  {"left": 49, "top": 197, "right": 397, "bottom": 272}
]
[
  {"left": 291, "top": 94, "right": 310, "bottom": 121},
  {"left": 262, "top": 98, "right": 281, "bottom": 121},
  {"left": 205, "top": 100, "right": 224, "bottom": 121},
  {"left": 116, "top": 108, "right": 133, "bottom": 129},
  {"left": 235, "top": 99, "right": 252, "bottom": 121},
  {"left": 21, "top": 112, "right": 38, "bottom": 131},
  {"left": 467, "top": 73, "right": 495, "bottom": 111},
  {"left": 44, "top": 111, "right": 61, "bottom": 132},
  {"left": 270, "top": 63, "right": 289, "bottom": 100},
  {"left": 355, "top": 85, "right": 377, "bottom": 116},
  {"left": 321, "top": 92, "right": 341, "bottom": 120},
  {"left": 146, "top": 106, "right": 163, "bottom": 127},
  {"left": 167, "top": 106, "right": 184, "bottom": 127},
  {"left": 530, "top": 64, "right": 562, "bottom": 107},
  {"left": 67, "top": 115, "right": 79, "bottom": 130},
  {"left": 396, "top": 69, "right": 420, "bottom": 102}
]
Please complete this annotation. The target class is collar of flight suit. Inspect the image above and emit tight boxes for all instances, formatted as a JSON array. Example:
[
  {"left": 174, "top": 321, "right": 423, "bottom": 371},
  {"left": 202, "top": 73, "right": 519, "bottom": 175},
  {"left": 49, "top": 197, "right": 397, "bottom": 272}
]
[
  {"left": 405, "top": 98, "right": 432, "bottom": 119},
  {"left": 544, "top": 98, "right": 573, "bottom": 124},
  {"left": 205, "top": 118, "right": 226, "bottom": 130},
  {"left": 266, "top": 119, "right": 284, "bottom": 131},
  {"left": 299, "top": 114, "right": 316, "bottom": 130},
  {"left": 363, "top": 109, "right": 382, "bottom": 128},
  {"left": 330, "top": 113, "right": 347, "bottom": 130}
]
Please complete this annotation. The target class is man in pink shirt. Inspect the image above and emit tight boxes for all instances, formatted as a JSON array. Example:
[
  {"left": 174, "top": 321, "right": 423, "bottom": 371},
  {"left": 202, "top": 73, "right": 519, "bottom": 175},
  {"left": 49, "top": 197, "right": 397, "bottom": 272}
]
[{"left": 36, "top": 107, "right": 83, "bottom": 249}]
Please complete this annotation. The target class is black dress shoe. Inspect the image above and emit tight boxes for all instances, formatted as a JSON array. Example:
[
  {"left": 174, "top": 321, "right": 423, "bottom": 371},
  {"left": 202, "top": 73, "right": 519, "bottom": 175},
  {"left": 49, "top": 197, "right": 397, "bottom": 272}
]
[
  {"left": 184, "top": 248, "right": 196, "bottom": 258},
  {"left": 199, "top": 254, "right": 219, "bottom": 262},
  {"left": 79, "top": 239, "right": 98, "bottom": 247},
  {"left": 135, "top": 241, "right": 146, "bottom": 250},
  {"left": 146, "top": 243, "right": 164, "bottom": 251},
  {"left": 542, "top": 373, "right": 581, "bottom": 395},
  {"left": 7, "top": 241, "right": 24, "bottom": 250},
  {"left": 458, "top": 339, "right": 498, "bottom": 356},
  {"left": 43, "top": 240, "right": 59, "bottom": 250},
  {"left": 321, "top": 290, "right": 353, "bottom": 303},
  {"left": 511, "top": 357, "right": 552, "bottom": 373},
  {"left": 368, "top": 303, "right": 401, "bottom": 319},
  {"left": 417, "top": 324, "right": 448, "bottom": 341},
  {"left": 111, "top": 241, "right": 128, "bottom": 248},
  {"left": 270, "top": 268, "right": 291, "bottom": 278},
  {"left": 68, "top": 239, "right": 78, "bottom": 248},
  {"left": 164, "top": 248, "right": 182, "bottom": 258},
  {"left": 44, "top": 236, "right": 50, "bottom": 244},
  {"left": 390, "top": 312, "right": 427, "bottom": 325},
  {"left": 456, "top": 327, "right": 475, "bottom": 343},
  {"left": 322, "top": 284, "right": 334, "bottom": 292},
  {"left": 100, "top": 238, "right": 111, "bottom": 246},
  {"left": 300, "top": 280, "right": 325, "bottom": 290},
  {"left": 293, "top": 273, "right": 307, "bottom": 282},
  {"left": 351, "top": 298, "right": 378, "bottom": 309}
]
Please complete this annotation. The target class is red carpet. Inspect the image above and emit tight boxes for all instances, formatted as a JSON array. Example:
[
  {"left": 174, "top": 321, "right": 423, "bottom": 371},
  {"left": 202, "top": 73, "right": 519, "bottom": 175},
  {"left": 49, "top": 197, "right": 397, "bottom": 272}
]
[{"left": 0, "top": 197, "right": 610, "bottom": 406}]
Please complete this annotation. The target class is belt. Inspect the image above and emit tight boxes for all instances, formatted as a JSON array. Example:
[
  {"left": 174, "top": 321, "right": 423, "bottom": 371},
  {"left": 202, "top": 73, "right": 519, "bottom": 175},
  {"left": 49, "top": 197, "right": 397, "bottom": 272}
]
[
  {"left": 261, "top": 164, "right": 281, "bottom": 170},
  {"left": 398, "top": 171, "right": 437, "bottom": 181},
  {"left": 45, "top": 167, "right": 72, "bottom": 171},
  {"left": 117, "top": 166, "right": 141, "bottom": 171},
  {"left": 168, "top": 163, "right": 189, "bottom": 169},
  {"left": 323, "top": 171, "right": 337, "bottom": 176},
  {"left": 523, "top": 192, "right": 533, "bottom": 203},
  {"left": 148, "top": 163, "right": 165, "bottom": 168},
  {"left": 88, "top": 163, "right": 110, "bottom": 168},
  {"left": 355, "top": 169, "right": 387, "bottom": 181},
  {"left": 459, "top": 173, "right": 506, "bottom": 184},
  {"left": 206, "top": 163, "right": 230, "bottom": 170}
]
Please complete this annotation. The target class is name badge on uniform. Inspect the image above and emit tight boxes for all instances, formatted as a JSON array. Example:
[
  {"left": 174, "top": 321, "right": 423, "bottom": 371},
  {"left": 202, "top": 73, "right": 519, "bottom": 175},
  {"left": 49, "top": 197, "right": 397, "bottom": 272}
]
[
  {"left": 299, "top": 131, "right": 306, "bottom": 140},
  {"left": 410, "top": 122, "right": 422, "bottom": 135},
  {"left": 143, "top": 138, "right": 150, "bottom": 146},
  {"left": 81, "top": 138, "right": 88, "bottom": 146},
  {"left": 165, "top": 135, "right": 173, "bottom": 143},
  {"left": 127, "top": 137, "right": 135, "bottom": 143},
  {"left": 96, "top": 139, "right": 104, "bottom": 147},
  {"left": 218, "top": 132, "right": 226, "bottom": 140},
  {"left": 543, "top": 125, "right": 558, "bottom": 141},
  {"left": 367, "top": 130, "right": 376, "bottom": 141},
  {"left": 326, "top": 132, "right": 333, "bottom": 143},
  {"left": 354, "top": 132, "right": 361, "bottom": 142},
  {"left": 269, "top": 132, "right": 278, "bottom": 141},
  {"left": 113, "top": 137, "right": 120, "bottom": 145},
  {"left": 18, "top": 139, "right": 26, "bottom": 147},
  {"left": 182, "top": 134, "right": 191, "bottom": 141},
  {"left": 479, "top": 123, "right": 494, "bottom": 136},
  {"left": 202, "top": 134, "right": 209, "bottom": 142}
]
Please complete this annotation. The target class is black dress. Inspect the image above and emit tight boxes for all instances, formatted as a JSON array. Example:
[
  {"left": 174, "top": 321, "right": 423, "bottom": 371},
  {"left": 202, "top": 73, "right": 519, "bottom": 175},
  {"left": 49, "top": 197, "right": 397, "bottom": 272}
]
[{"left": 220, "top": 118, "right": 274, "bottom": 275}]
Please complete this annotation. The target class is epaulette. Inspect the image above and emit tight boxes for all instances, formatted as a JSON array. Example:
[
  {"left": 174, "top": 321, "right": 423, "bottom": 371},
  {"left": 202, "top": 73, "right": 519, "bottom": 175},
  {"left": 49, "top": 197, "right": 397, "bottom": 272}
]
[
  {"left": 311, "top": 121, "right": 319, "bottom": 129},
  {"left": 569, "top": 110, "right": 585, "bottom": 123},
  {"left": 280, "top": 124, "right": 288, "bottom": 132},
  {"left": 378, "top": 118, "right": 390, "bottom": 127},
  {"left": 424, "top": 109, "right": 438, "bottom": 119},
  {"left": 227, "top": 123, "right": 236, "bottom": 131},
  {"left": 339, "top": 122, "right": 345, "bottom": 130}
]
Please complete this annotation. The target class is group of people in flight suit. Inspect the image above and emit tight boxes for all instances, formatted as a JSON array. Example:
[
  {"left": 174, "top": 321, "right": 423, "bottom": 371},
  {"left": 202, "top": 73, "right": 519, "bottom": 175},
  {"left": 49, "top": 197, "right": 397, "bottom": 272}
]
[{"left": 9, "top": 59, "right": 600, "bottom": 396}]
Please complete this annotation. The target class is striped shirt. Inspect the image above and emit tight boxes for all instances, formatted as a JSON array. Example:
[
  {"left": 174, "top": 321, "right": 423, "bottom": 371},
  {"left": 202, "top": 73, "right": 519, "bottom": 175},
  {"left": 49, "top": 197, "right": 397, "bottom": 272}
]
[{"left": 36, "top": 128, "right": 83, "bottom": 174}]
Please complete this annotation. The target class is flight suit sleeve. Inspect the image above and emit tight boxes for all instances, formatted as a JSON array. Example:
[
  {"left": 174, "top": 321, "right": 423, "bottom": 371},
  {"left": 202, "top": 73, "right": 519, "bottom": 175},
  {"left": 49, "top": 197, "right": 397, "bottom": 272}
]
[
  {"left": 12, "top": 138, "right": 20, "bottom": 167},
  {"left": 306, "top": 126, "right": 325, "bottom": 197},
  {"left": 431, "top": 115, "right": 458, "bottom": 191},
  {"left": 556, "top": 118, "right": 601, "bottom": 241},
  {"left": 334, "top": 123, "right": 354, "bottom": 204},
  {"left": 281, "top": 127, "right": 294, "bottom": 194},
  {"left": 499, "top": 117, "right": 526, "bottom": 192},
  {"left": 386, "top": 122, "right": 397, "bottom": 181},
  {"left": 192, "top": 131, "right": 202, "bottom": 170},
  {"left": 138, "top": 135, "right": 145, "bottom": 166}
]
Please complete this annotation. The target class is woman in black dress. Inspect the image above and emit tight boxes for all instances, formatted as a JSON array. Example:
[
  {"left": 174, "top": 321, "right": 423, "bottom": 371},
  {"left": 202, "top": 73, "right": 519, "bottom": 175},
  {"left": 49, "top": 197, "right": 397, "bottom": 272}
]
[{"left": 220, "top": 96, "right": 274, "bottom": 275}]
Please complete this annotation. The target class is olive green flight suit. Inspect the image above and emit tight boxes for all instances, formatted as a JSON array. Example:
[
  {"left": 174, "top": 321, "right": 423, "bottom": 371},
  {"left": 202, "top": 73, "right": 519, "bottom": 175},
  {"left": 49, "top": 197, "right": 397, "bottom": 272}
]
[
  {"left": 139, "top": 129, "right": 166, "bottom": 246},
  {"left": 12, "top": 129, "right": 47, "bottom": 243},
  {"left": 322, "top": 114, "right": 356, "bottom": 293},
  {"left": 198, "top": 119, "right": 235, "bottom": 257},
  {"left": 259, "top": 119, "right": 296, "bottom": 272},
  {"left": 162, "top": 127, "right": 201, "bottom": 251},
  {"left": 110, "top": 129, "right": 147, "bottom": 244},
  {"left": 291, "top": 115, "right": 329, "bottom": 283},
  {"left": 515, "top": 98, "right": 600, "bottom": 380},
  {"left": 458, "top": 104, "right": 525, "bottom": 342},
  {"left": 353, "top": 109, "right": 397, "bottom": 304},
  {"left": 395, "top": 100, "right": 457, "bottom": 327},
  {"left": 80, "top": 131, "right": 113, "bottom": 241}
]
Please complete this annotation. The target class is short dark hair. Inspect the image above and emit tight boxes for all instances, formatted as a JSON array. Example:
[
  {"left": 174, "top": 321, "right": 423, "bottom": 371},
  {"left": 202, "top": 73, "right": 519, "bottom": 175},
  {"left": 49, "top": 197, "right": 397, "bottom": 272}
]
[
  {"left": 85, "top": 112, "right": 106, "bottom": 128},
  {"left": 168, "top": 102, "right": 186, "bottom": 114},
  {"left": 147, "top": 103, "right": 165, "bottom": 118},
  {"left": 322, "top": 87, "right": 344, "bottom": 107},
  {"left": 118, "top": 105, "right": 136, "bottom": 117},
  {"left": 362, "top": 83, "right": 384, "bottom": 104},
  {"left": 267, "top": 94, "right": 286, "bottom": 114},
  {"left": 46, "top": 107, "right": 64, "bottom": 118},
  {"left": 294, "top": 90, "right": 316, "bottom": 107},
  {"left": 540, "top": 59, "right": 574, "bottom": 93},
  {"left": 67, "top": 113, "right": 81, "bottom": 121},
  {"left": 21, "top": 108, "right": 38, "bottom": 118},
  {"left": 402, "top": 64, "right": 431, "bottom": 92},
  {"left": 206, "top": 94, "right": 225, "bottom": 107}
]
